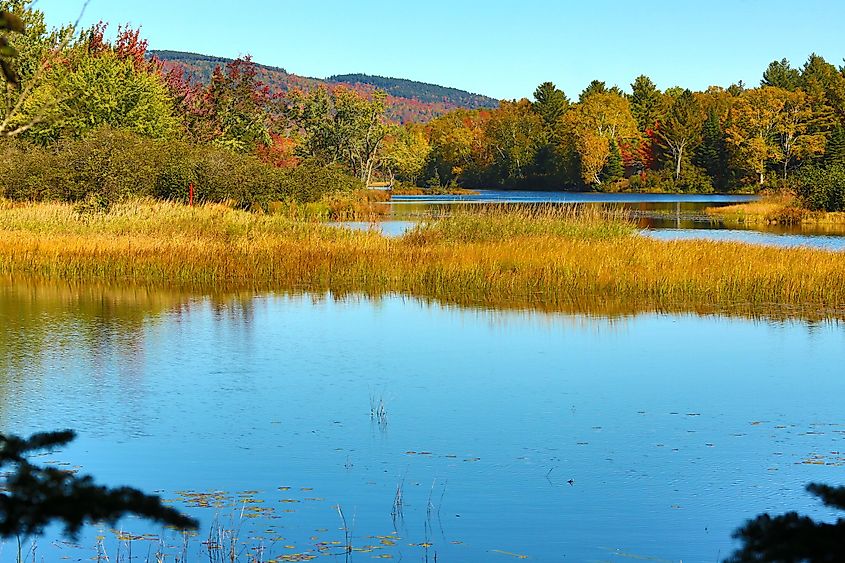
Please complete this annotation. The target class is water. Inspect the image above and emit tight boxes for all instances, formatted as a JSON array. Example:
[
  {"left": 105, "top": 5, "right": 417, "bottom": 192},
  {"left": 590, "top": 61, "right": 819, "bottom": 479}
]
[
  {"left": 389, "top": 190, "right": 757, "bottom": 205},
  {"left": 643, "top": 228, "right": 845, "bottom": 251},
  {"left": 328, "top": 190, "right": 845, "bottom": 251},
  {"left": 2, "top": 281, "right": 845, "bottom": 562}
]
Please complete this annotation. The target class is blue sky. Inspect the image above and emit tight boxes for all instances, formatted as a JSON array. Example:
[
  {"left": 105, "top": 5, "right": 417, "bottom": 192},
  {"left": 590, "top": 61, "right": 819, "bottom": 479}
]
[{"left": 37, "top": 0, "right": 845, "bottom": 100}]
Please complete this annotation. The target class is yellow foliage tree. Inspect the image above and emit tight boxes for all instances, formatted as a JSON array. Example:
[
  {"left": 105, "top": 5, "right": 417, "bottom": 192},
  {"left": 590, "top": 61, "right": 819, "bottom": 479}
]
[{"left": 559, "top": 92, "right": 638, "bottom": 185}]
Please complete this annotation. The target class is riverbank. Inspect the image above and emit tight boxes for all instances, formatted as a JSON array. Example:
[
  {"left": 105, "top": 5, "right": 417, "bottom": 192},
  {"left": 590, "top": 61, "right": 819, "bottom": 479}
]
[
  {"left": 1, "top": 200, "right": 844, "bottom": 318},
  {"left": 706, "top": 194, "right": 845, "bottom": 232}
]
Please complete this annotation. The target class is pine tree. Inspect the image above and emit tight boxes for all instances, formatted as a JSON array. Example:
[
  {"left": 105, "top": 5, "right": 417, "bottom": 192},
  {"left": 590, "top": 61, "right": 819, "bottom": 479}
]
[
  {"left": 600, "top": 139, "right": 624, "bottom": 182},
  {"left": 630, "top": 75, "right": 663, "bottom": 133},
  {"left": 694, "top": 109, "right": 729, "bottom": 189},
  {"left": 825, "top": 127, "right": 845, "bottom": 166}
]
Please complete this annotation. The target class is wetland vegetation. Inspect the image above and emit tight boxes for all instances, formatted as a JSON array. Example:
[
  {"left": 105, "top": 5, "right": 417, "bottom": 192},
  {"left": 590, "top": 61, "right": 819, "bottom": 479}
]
[{"left": 1, "top": 201, "right": 845, "bottom": 320}]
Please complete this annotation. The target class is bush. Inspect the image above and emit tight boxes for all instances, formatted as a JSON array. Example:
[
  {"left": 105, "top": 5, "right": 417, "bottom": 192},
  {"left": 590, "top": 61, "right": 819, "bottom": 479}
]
[
  {"left": 796, "top": 164, "right": 845, "bottom": 212},
  {"left": 624, "top": 167, "right": 714, "bottom": 194},
  {"left": 0, "top": 128, "right": 363, "bottom": 208}
]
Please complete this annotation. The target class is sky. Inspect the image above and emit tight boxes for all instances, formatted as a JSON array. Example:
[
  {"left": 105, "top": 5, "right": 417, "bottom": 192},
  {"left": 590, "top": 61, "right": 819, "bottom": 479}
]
[{"left": 35, "top": 0, "right": 845, "bottom": 101}]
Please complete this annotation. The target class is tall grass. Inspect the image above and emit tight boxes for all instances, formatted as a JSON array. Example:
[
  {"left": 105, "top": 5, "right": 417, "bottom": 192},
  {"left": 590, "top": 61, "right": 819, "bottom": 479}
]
[
  {"left": 1, "top": 200, "right": 844, "bottom": 318},
  {"left": 708, "top": 194, "right": 845, "bottom": 229}
]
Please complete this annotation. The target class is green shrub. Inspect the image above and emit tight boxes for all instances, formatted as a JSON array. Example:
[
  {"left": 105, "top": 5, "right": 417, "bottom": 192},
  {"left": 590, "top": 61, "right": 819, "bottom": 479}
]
[
  {"left": 796, "top": 164, "right": 845, "bottom": 212},
  {"left": 0, "top": 129, "right": 363, "bottom": 207}
]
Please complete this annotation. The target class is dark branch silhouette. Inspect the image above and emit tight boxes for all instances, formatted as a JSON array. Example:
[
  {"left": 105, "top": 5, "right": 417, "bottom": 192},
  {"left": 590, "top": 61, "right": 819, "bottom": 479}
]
[
  {"left": 0, "top": 430, "right": 198, "bottom": 539},
  {"left": 727, "top": 483, "right": 845, "bottom": 562}
]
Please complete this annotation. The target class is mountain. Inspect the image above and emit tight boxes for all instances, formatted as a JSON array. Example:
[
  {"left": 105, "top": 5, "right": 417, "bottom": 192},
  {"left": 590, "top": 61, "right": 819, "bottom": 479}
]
[{"left": 151, "top": 50, "right": 500, "bottom": 124}]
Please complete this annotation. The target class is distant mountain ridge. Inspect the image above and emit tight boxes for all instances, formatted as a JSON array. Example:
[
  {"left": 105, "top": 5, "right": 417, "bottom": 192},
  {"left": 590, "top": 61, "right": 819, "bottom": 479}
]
[{"left": 151, "top": 50, "right": 499, "bottom": 123}]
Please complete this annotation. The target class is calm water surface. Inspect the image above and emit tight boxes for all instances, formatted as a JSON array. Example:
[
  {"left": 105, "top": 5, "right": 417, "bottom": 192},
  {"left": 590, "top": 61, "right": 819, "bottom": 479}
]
[
  {"left": 371, "top": 190, "right": 845, "bottom": 251},
  {"left": 2, "top": 282, "right": 845, "bottom": 562}
]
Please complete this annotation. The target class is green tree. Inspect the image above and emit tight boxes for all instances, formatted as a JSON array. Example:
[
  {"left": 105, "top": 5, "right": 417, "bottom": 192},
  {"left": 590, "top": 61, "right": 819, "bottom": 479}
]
[
  {"left": 382, "top": 123, "right": 431, "bottom": 185},
  {"left": 1, "top": 0, "right": 71, "bottom": 137},
  {"left": 40, "top": 51, "right": 179, "bottom": 140},
  {"left": 657, "top": 89, "right": 705, "bottom": 180},
  {"left": 286, "top": 86, "right": 389, "bottom": 184},
  {"left": 761, "top": 58, "right": 801, "bottom": 91},
  {"left": 801, "top": 53, "right": 845, "bottom": 126},
  {"left": 795, "top": 163, "right": 845, "bottom": 211},
  {"left": 694, "top": 108, "right": 730, "bottom": 189},
  {"left": 600, "top": 138, "right": 623, "bottom": 182},
  {"left": 1, "top": 429, "right": 197, "bottom": 538},
  {"left": 629, "top": 75, "right": 663, "bottom": 132},
  {"left": 825, "top": 126, "right": 845, "bottom": 166},
  {"left": 0, "top": 5, "right": 25, "bottom": 85},
  {"left": 532, "top": 81, "right": 569, "bottom": 127}
]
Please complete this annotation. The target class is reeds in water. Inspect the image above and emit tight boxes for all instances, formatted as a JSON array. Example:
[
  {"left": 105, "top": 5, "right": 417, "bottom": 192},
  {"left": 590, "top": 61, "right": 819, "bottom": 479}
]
[{"left": 1, "top": 200, "right": 844, "bottom": 318}]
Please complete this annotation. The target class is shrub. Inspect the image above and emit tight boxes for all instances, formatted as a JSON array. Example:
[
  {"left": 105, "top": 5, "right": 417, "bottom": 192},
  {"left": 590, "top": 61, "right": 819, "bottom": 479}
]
[
  {"left": 0, "top": 129, "right": 363, "bottom": 208},
  {"left": 795, "top": 164, "right": 845, "bottom": 212}
]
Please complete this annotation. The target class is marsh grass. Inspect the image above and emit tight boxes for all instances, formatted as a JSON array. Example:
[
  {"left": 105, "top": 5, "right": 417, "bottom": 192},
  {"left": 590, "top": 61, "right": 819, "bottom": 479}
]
[
  {"left": 1, "top": 200, "right": 845, "bottom": 318},
  {"left": 708, "top": 195, "right": 845, "bottom": 230}
]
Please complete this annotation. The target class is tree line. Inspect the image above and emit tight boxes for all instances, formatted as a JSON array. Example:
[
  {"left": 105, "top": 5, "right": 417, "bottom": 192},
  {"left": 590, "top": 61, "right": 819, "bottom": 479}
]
[
  {"left": 3, "top": 0, "right": 845, "bottom": 210},
  {"left": 382, "top": 57, "right": 845, "bottom": 201}
]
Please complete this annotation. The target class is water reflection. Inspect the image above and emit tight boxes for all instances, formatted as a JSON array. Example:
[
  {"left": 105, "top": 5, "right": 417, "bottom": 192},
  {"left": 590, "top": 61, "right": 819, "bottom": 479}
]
[{"left": 2, "top": 279, "right": 845, "bottom": 561}]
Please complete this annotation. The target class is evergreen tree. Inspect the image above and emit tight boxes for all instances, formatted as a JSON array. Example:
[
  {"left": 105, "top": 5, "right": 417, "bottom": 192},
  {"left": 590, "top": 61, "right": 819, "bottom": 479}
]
[
  {"left": 630, "top": 75, "right": 663, "bottom": 132},
  {"left": 600, "top": 139, "right": 624, "bottom": 182},
  {"left": 579, "top": 80, "right": 607, "bottom": 102},
  {"left": 825, "top": 126, "right": 845, "bottom": 166},
  {"left": 694, "top": 108, "right": 729, "bottom": 189},
  {"left": 761, "top": 58, "right": 801, "bottom": 91},
  {"left": 532, "top": 81, "right": 570, "bottom": 127}
]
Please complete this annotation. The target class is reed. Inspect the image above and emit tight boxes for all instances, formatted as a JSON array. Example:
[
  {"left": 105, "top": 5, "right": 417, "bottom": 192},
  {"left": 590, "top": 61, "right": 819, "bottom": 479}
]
[
  {"left": 1, "top": 200, "right": 845, "bottom": 318},
  {"left": 707, "top": 195, "right": 845, "bottom": 229}
]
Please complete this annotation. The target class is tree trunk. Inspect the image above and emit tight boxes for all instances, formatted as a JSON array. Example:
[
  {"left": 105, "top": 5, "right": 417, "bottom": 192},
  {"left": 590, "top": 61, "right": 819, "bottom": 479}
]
[{"left": 675, "top": 146, "right": 683, "bottom": 181}]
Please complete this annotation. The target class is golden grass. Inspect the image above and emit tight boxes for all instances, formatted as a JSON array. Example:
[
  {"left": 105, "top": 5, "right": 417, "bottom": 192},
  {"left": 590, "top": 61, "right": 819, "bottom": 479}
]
[
  {"left": 1, "top": 200, "right": 844, "bottom": 319},
  {"left": 707, "top": 194, "right": 845, "bottom": 229}
]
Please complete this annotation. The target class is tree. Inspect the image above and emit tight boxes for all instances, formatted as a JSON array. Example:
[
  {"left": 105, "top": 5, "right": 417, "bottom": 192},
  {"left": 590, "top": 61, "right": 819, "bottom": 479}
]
[
  {"left": 825, "top": 126, "right": 845, "bottom": 166},
  {"left": 382, "top": 123, "right": 431, "bottom": 185},
  {"left": 728, "top": 483, "right": 845, "bottom": 562},
  {"left": 775, "top": 88, "right": 825, "bottom": 179},
  {"left": 795, "top": 163, "right": 845, "bottom": 212},
  {"left": 762, "top": 58, "right": 801, "bottom": 91},
  {"left": 579, "top": 80, "right": 623, "bottom": 103},
  {"left": 204, "top": 56, "right": 275, "bottom": 152},
  {"left": 600, "top": 138, "right": 623, "bottom": 182},
  {"left": 1, "top": 429, "right": 197, "bottom": 538},
  {"left": 0, "top": 0, "right": 72, "bottom": 138},
  {"left": 424, "top": 109, "right": 488, "bottom": 186},
  {"left": 658, "top": 89, "right": 705, "bottom": 180},
  {"left": 41, "top": 51, "right": 179, "bottom": 140},
  {"left": 560, "top": 92, "right": 638, "bottom": 185},
  {"left": 726, "top": 86, "right": 789, "bottom": 185},
  {"left": 801, "top": 53, "right": 845, "bottom": 122},
  {"left": 630, "top": 75, "right": 663, "bottom": 132},
  {"left": 532, "top": 81, "right": 569, "bottom": 127},
  {"left": 694, "top": 108, "right": 730, "bottom": 189},
  {"left": 285, "top": 86, "right": 388, "bottom": 184},
  {"left": 484, "top": 99, "right": 545, "bottom": 182}
]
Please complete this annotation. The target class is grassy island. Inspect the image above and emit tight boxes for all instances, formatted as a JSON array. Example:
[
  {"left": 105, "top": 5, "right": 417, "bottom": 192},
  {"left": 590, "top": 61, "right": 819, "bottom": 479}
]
[{"left": 2, "top": 201, "right": 844, "bottom": 319}]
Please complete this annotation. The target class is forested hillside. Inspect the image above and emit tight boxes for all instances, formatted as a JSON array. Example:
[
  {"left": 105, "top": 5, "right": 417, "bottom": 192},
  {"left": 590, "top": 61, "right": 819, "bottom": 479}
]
[
  {"left": 152, "top": 50, "right": 498, "bottom": 123},
  {"left": 327, "top": 73, "right": 497, "bottom": 108}
]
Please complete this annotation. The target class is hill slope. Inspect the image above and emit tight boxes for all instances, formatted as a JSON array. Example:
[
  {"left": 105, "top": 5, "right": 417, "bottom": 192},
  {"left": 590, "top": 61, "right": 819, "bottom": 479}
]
[{"left": 152, "top": 51, "right": 499, "bottom": 124}]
